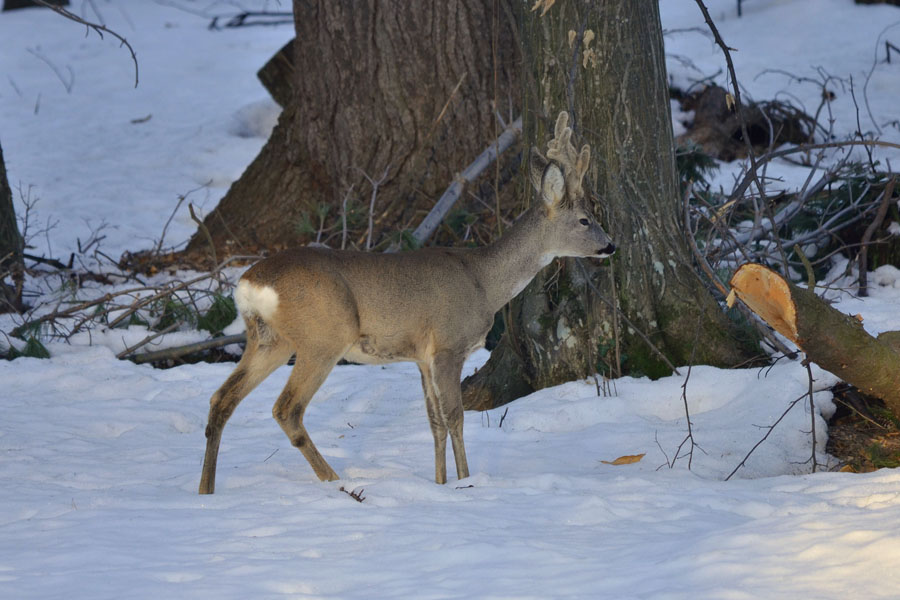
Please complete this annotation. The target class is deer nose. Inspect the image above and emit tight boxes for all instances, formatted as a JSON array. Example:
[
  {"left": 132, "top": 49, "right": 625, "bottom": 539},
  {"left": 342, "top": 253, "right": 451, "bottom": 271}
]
[{"left": 599, "top": 242, "right": 616, "bottom": 256}]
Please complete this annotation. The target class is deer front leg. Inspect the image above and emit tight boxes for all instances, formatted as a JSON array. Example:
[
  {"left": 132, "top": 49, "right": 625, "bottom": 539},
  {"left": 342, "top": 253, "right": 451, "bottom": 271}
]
[
  {"left": 419, "top": 364, "right": 448, "bottom": 484},
  {"left": 420, "top": 353, "right": 469, "bottom": 483}
]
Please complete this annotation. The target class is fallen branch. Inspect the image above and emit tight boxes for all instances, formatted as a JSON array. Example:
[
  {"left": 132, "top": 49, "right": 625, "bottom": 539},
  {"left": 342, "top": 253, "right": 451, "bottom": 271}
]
[
  {"left": 129, "top": 333, "right": 246, "bottom": 364},
  {"left": 116, "top": 321, "right": 179, "bottom": 359},
  {"left": 209, "top": 11, "right": 293, "bottom": 30},
  {"left": 728, "top": 263, "right": 900, "bottom": 416}
]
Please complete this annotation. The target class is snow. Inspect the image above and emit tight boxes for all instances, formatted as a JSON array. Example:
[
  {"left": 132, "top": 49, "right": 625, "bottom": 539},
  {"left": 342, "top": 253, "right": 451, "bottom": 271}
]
[
  {"left": 2, "top": 1, "right": 900, "bottom": 598},
  {"left": 0, "top": 1, "right": 288, "bottom": 258}
]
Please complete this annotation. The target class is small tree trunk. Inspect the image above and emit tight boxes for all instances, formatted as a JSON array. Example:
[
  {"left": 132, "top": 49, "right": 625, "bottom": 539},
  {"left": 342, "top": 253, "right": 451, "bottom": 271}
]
[
  {"left": 462, "top": 0, "right": 757, "bottom": 410},
  {"left": 0, "top": 140, "right": 24, "bottom": 312}
]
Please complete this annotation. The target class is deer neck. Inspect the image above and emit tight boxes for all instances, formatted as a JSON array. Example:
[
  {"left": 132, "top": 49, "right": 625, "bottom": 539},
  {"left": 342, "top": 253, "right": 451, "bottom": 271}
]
[{"left": 473, "top": 206, "right": 554, "bottom": 313}]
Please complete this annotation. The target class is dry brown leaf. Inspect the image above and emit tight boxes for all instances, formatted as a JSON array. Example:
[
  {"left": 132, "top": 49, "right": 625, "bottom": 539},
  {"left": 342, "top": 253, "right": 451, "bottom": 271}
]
[
  {"left": 725, "top": 92, "right": 736, "bottom": 112},
  {"left": 601, "top": 453, "right": 646, "bottom": 466},
  {"left": 840, "top": 464, "right": 856, "bottom": 473}
]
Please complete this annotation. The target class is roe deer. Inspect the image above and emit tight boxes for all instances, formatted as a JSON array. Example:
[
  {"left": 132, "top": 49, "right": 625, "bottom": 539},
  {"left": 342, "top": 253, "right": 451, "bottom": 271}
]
[{"left": 198, "top": 111, "right": 615, "bottom": 494}]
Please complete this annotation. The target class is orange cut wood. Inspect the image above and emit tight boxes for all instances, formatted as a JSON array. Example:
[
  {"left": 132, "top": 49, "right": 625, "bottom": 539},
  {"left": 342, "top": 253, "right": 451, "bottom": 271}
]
[{"left": 729, "top": 264, "right": 799, "bottom": 344}]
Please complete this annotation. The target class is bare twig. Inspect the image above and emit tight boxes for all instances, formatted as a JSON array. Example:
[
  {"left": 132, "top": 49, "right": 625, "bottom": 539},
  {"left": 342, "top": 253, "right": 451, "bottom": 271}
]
[
  {"left": 725, "top": 389, "right": 809, "bottom": 480},
  {"left": 189, "top": 203, "right": 217, "bottom": 269},
  {"left": 858, "top": 177, "right": 895, "bottom": 297},
  {"left": 357, "top": 165, "right": 391, "bottom": 251},
  {"left": 793, "top": 244, "right": 816, "bottom": 293},
  {"left": 683, "top": 183, "right": 798, "bottom": 358},
  {"left": 805, "top": 358, "right": 818, "bottom": 473},
  {"left": 10, "top": 257, "right": 244, "bottom": 339},
  {"left": 863, "top": 22, "right": 900, "bottom": 136},
  {"left": 576, "top": 261, "right": 681, "bottom": 376},
  {"left": 670, "top": 311, "right": 706, "bottom": 470},
  {"left": 340, "top": 184, "right": 355, "bottom": 250},
  {"left": 694, "top": 0, "right": 767, "bottom": 204},
  {"left": 26, "top": 47, "right": 74, "bottom": 93},
  {"left": 388, "top": 116, "right": 523, "bottom": 252},
  {"left": 425, "top": 72, "right": 467, "bottom": 144},
  {"left": 888, "top": 41, "right": 900, "bottom": 64},
  {"left": 339, "top": 486, "right": 366, "bottom": 503},
  {"left": 31, "top": 0, "right": 139, "bottom": 88},
  {"left": 155, "top": 181, "right": 210, "bottom": 256},
  {"left": 209, "top": 11, "right": 293, "bottom": 29}
]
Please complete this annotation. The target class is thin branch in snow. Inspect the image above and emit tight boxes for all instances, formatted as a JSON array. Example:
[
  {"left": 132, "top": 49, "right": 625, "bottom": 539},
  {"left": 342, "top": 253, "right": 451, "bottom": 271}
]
[
  {"left": 26, "top": 47, "right": 74, "bottom": 93},
  {"left": 805, "top": 358, "right": 819, "bottom": 474},
  {"left": 725, "top": 389, "right": 810, "bottom": 481}
]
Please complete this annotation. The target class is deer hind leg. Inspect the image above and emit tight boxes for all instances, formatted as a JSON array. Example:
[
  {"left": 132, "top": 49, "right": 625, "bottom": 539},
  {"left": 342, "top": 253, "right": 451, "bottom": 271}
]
[
  {"left": 271, "top": 343, "right": 348, "bottom": 482},
  {"left": 420, "top": 352, "right": 469, "bottom": 484},
  {"left": 199, "top": 318, "right": 292, "bottom": 494}
]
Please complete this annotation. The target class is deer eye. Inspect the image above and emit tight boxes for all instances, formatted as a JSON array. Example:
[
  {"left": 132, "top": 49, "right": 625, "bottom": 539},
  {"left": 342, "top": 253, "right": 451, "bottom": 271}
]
[{"left": 579, "top": 218, "right": 590, "bottom": 226}]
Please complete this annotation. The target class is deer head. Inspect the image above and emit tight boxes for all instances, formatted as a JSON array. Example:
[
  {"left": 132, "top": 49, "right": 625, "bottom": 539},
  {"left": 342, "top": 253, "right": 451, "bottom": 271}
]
[{"left": 528, "top": 111, "right": 616, "bottom": 259}]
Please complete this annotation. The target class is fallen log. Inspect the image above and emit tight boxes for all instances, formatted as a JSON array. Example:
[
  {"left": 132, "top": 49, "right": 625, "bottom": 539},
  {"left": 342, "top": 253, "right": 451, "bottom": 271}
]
[{"left": 728, "top": 263, "right": 900, "bottom": 416}]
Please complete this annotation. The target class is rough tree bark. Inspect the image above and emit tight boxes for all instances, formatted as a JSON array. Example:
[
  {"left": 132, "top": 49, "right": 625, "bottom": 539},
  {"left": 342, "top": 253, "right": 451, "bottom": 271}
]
[
  {"left": 0, "top": 140, "right": 24, "bottom": 312},
  {"left": 461, "top": 0, "right": 758, "bottom": 409},
  {"left": 185, "top": 0, "right": 521, "bottom": 259}
]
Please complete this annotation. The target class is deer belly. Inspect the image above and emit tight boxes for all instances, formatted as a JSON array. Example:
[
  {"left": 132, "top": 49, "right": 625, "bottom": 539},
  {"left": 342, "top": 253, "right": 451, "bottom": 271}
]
[{"left": 342, "top": 335, "right": 416, "bottom": 365}]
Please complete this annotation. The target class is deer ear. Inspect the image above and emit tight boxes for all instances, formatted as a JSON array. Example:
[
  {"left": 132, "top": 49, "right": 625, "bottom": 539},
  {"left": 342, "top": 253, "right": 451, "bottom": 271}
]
[
  {"left": 529, "top": 147, "right": 548, "bottom": 192},
  {"left": 540, "top": 162, "right": 565, "bottom": 207}
]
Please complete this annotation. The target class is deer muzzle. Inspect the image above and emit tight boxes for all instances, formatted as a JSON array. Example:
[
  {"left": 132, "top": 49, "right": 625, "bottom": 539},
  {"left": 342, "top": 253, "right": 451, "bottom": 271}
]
[{"left": 598, "top": 242, "right": 616, "bottom": 258}]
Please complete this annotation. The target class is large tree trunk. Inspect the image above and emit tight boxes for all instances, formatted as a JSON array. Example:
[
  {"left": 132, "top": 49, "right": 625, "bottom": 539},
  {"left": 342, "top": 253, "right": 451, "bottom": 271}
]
[
  {"left": 186, "top": 0, "right": 521, "bottom": 259},
  {"left": 0, "top": 140, "right": 24, "bottom": 313},
  {"left": 461, "top": 0, "right": 758, "bottom": 409}
]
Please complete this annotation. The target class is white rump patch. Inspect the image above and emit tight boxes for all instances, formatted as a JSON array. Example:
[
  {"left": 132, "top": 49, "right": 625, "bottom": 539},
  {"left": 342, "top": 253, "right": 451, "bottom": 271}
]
[{"left": 234, "top": 280, "right": 279, "bottom": 321}]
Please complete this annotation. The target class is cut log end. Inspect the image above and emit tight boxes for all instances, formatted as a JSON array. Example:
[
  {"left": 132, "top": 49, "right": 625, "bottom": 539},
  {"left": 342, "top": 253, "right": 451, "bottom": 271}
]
[
  {"left": 729, "top": 264, "right": 799, "bottom": 344},
  {"left": 728, "top": 262, "right": 900, "bottom": 417}
]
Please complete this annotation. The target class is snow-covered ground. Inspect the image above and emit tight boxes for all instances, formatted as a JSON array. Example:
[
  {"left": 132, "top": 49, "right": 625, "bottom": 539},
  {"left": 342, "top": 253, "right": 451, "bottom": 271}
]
[{"left": 2, "top": 1, "right": 900, "bottom": 598}]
